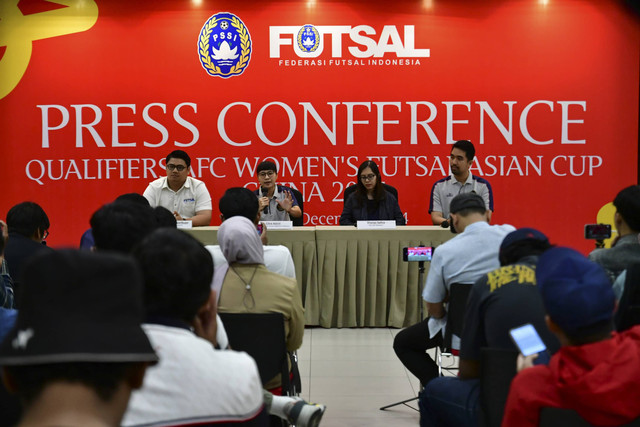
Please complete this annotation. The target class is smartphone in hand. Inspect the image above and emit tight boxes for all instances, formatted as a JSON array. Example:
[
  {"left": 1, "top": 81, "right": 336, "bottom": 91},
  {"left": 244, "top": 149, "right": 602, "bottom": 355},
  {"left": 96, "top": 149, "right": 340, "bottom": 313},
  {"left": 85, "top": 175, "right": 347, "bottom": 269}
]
[{"left": 509, "top": 323, "right": 547, "bottom": 357}]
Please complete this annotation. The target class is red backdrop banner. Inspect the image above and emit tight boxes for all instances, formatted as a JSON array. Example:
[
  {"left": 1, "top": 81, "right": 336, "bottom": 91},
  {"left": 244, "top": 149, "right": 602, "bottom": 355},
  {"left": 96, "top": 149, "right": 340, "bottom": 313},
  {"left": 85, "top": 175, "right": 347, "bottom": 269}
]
[{"left": 1, "top": 0, "right": 638, "bottom": 252}]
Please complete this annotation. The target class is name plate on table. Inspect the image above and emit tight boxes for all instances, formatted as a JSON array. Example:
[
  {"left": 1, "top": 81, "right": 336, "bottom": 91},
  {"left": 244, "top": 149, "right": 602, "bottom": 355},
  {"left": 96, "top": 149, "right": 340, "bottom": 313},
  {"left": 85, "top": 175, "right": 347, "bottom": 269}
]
[
  {"left": 356, "top": 220, "right": 396, "bottom": 229},
  {"left": 176, "top": 220, "right": 193, "bottom": 229},
  {"left": 263, "top": 221, "right": 293, "bottom": 230}
]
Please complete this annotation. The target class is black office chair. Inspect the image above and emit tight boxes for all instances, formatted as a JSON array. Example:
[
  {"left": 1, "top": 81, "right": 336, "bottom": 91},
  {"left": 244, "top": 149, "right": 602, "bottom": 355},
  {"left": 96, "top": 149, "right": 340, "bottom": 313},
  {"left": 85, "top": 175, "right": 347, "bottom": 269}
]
[
  {"left": 437, "top": 283, "right": 473, "bottom": 376},
  {"left": 615, "top": 263, "right": 640, "bottom": 332},
  {"left": 288, "top": 187, "right": 304, "bottom": 227},
  {"left": 343, "top": 183, "right": 399, "bottom": 205},
  {"left": 479, "top": 347, "right": 518, "bottom": 427},
  {"left": 539, "top": 407, "right": 640, "bottom": 426},
  {"left": 218, "top": 312, "right": 299, "bottom": 396}
]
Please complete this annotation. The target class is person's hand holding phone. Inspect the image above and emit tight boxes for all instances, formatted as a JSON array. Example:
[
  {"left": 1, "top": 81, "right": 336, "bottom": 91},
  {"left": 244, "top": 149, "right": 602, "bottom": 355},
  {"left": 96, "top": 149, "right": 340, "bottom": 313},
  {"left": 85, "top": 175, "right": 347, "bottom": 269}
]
[
  {"left": 510, "top": 323, "right": 550, "bottom": 371},
  {"left": 516, "top": 353, "right": 539, "bottom": 372}
]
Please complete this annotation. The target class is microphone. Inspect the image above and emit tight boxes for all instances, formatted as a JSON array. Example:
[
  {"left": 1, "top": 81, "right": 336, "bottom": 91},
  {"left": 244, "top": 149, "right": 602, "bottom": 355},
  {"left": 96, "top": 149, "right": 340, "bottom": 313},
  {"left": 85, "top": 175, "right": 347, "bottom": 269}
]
[
  {"left": 440, "top": 219, "right": 449, "bottom": 228},
  {"left": 261, "top": 186, "right": 269, "bottom": 214}
]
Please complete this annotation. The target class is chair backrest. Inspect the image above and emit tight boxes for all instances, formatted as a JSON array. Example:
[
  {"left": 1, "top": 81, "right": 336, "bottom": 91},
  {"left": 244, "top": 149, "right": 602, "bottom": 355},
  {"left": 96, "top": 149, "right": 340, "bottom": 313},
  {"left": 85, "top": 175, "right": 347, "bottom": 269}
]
[
  {"left": 615, "top": 263, "right": 640, "bottom": 332},
  {"left": 539, "top": 407, "right": 640, "bottom": 427},
  {"left": 443, "top": 283, "right": 473, "bottom": 349},
  {"left": 218, "top": 312, "right": 291, "bottom": 393},
  {"left": 288, "top": 187, "right": 304, "bottom": 227},
  {"left": 480, "top": 348, "right": 518, "bottom": 427},
  {"left": 343, "top": 183, "right": 399, "bottom": 206},
  {"left": 539, "top": 408, "right": 593, "bottom": 427},
  {"left": 383, "top": 183, "right": 398, "bottom": 200}
]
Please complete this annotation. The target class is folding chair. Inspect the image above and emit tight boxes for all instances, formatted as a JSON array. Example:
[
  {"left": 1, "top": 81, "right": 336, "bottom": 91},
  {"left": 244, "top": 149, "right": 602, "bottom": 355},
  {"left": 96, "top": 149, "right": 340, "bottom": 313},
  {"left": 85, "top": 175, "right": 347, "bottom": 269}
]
[
  {"left": 436, "top": 283, "right": 473, "bottom": 376},
  {"left": 479, "top": 348, "right": 518, "bottom": 427},
  {"left": 218, "top": 312, "right": 299, "bottom": 396}
]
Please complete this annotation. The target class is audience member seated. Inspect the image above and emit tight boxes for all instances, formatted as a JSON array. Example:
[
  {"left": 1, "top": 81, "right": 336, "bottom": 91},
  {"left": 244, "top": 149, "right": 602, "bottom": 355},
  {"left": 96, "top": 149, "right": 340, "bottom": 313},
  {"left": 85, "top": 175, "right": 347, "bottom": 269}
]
[
  {"left": 90, "top": 200, "right": 158, "bottom": 254},
  {"left": 210, "top": 187, "right": 296, "bottom": 301},
  {"left": 0, "top": 249, "right": 157, "bottom": 427},
  {"left": 79, "top": 193, "right": 151, "bottom": 249},
  {"left": 588, "top": 185, "right": 640, "bottom": 282},
  {"left": 0, "top": 221, "right": 15, "bottom": 309},
  {"left": 419, "top": 228, "right": 560, "bottom": 427},
  {"left": 0, "top": 220, "right": 18, "bottom": 424},
  {"left": 217, "top": 216, "right": 305, "bottom": 390},
  {"left": 502, "top": 247, "right": 640, "bottom": 427},
  {"left": 89, "top": 198, "right": 233, "bottom": 352},
  {"left": 125, "top": 228, "right": 324, "bottom": 427},
  {"left": 153, "top": 206, "right": 178, "bottom": 228},
  {"left": 612, "top": 233, "right": 640, "bottom": 300},
  {"left": 4, "top": 201, "right": 52, "bottom": 301},
  {"left": 393, "top": 193, "right": 514, "bottom": 386},
  {"left": 122, "top": 228, "right": 267, "bottom": 426},
  {"left": 0, "top": 221, "right": 17, "bottom": 340},
  {"left": 339, "top": 160, "right": 405, "bottom": 225}
]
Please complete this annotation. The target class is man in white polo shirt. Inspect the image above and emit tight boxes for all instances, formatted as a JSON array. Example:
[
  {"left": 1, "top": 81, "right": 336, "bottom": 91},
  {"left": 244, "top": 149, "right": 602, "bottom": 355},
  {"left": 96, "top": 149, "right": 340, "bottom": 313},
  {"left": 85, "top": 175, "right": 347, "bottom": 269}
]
[
  {"left": 430, "top": 140, "right": 493, "bottom": 226},
  {"left": 143, "top": 150, "right": 212, "bottom": 226}
]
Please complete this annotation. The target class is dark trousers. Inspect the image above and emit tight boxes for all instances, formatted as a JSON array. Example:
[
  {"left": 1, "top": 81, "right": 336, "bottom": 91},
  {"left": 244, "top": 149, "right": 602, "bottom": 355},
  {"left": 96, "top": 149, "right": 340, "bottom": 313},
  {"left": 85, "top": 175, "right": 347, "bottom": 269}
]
[
  {"left": 419, "top": 377, "right": 480, "bottom": 427},
  {"left": 393, "top": 318, "right": 443, "bottom": 385}
]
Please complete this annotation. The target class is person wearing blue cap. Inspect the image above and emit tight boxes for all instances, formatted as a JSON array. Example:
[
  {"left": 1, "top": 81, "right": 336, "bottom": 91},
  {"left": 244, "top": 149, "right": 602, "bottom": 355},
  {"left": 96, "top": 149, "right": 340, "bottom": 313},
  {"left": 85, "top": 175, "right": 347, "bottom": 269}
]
[
  {"left": 419, "top": 228, "right": 560, "bottom": 427},
  {"left": 503, "top": 247, "right": 640, "bottom": 427}
]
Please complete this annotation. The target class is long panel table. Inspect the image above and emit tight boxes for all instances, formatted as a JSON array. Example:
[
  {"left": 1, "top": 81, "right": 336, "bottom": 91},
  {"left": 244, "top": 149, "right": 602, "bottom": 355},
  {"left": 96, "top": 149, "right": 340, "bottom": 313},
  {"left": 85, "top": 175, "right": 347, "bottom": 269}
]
[{"left": 185, "top": 226, "right": 452, "bottom": 328}]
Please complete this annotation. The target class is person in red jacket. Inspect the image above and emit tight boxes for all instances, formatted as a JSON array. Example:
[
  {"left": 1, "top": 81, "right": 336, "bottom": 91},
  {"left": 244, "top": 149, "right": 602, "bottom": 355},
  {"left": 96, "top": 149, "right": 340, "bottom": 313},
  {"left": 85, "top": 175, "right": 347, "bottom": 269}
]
[{"left": 502, "top": 247, "right": 640, "bottom": 427}]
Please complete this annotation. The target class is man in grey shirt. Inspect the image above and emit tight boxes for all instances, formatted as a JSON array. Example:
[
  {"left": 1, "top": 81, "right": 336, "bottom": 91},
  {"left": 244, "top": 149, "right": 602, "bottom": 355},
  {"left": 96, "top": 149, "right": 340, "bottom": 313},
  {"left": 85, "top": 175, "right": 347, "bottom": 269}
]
[
  {"left": 429, "top": 140, "right": 493, "bottom": 225},
  {"left": 253, "top": 161, "right": 302, "bottom": 222}
]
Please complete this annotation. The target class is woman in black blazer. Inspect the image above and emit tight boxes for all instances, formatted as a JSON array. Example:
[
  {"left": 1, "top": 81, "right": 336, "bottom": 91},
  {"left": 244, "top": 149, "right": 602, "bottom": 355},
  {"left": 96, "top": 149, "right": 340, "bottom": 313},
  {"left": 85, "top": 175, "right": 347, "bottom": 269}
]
[{"left": 339, "top": 160, "right": 405, "bottom": 225}]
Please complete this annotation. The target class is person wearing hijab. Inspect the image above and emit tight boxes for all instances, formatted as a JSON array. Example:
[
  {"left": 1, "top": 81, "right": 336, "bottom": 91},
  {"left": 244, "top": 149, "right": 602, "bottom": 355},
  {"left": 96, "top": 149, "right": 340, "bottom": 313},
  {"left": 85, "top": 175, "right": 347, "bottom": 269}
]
[{"left": 217, "top": 216, "right": 305, "bottom": 390}]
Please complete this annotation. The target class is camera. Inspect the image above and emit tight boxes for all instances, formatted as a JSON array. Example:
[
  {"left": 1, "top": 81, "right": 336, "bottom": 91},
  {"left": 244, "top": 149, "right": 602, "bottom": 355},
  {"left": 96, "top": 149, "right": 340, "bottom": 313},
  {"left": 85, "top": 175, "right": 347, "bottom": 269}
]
[
  {"left": 402, "top": 246, "right": 433, "bottom": 262},
  {"left": 584, "top": 224, "right": 611, "bottom": 240}
]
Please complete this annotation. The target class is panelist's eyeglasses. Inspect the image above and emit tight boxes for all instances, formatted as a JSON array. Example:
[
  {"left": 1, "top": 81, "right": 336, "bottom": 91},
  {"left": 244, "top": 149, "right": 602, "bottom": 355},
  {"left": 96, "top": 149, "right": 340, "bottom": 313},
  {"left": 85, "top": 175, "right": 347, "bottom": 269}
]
[
  {"left": 259, "top": 171, "right": 276, "bottom": 178},
  {"left": 360, "top": 174, "right": 376, "bottom": 181},
  {"left": 166, "top": 164, "right": 187, "bottom": 172}
]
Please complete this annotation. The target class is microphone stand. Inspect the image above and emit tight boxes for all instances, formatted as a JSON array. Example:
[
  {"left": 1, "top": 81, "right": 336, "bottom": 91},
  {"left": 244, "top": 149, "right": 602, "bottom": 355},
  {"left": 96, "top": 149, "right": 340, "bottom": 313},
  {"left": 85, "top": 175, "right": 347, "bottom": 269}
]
[{"left": 379, "top": 259, "right": 427, "bottom": 412}]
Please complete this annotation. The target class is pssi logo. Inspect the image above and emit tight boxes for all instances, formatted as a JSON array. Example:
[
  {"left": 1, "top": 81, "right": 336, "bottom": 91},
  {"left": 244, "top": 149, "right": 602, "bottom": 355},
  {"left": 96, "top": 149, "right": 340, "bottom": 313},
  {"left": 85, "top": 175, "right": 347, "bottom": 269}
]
[
  {"left": 297, "top": 25, "right": 320, "bottom": 53},
  {"left": 198, "top": 12, "right": 252, "bottom": 78},
  {"left": 270, "top": 25, "right": 429, "bottom": 59}
]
